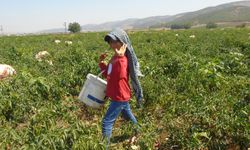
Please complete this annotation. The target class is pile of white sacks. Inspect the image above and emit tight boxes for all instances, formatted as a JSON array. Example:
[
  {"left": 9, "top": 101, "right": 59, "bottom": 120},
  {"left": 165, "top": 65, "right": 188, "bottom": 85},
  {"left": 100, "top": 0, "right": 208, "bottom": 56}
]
[
  {"left": 35, "top": 51, "right": 53, "bottom": 65},
  {"left": 0, "top": 64, "right": 16, "bottom": 80},
  {"left": 54, "top": 40, "right": 73, "bottom": 45}
]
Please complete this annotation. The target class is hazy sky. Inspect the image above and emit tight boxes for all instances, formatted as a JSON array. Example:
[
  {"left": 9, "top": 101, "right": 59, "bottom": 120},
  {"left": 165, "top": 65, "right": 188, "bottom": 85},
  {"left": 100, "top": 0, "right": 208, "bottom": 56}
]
[{"left": 0, "top": 0, "right": 242, "bottom": 33}]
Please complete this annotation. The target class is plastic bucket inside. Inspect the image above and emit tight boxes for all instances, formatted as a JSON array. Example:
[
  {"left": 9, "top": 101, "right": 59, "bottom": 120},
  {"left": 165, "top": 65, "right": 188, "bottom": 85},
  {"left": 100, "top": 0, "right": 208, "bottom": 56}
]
[{"left": 78, "top": 73, "right": 107, "bottom": 108}]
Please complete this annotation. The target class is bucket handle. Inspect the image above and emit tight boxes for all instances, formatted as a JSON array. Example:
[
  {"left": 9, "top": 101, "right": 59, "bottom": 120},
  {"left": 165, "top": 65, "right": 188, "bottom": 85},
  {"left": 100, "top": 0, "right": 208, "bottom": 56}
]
[{"left": 96, "top": 70, "right": 105, "bottom": 79}]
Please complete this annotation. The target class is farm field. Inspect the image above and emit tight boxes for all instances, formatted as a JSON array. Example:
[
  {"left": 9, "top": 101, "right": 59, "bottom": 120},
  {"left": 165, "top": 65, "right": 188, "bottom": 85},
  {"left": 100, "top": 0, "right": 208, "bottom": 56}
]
[{"left": 0, "top": 28, "right": 249, "bottom": 149}]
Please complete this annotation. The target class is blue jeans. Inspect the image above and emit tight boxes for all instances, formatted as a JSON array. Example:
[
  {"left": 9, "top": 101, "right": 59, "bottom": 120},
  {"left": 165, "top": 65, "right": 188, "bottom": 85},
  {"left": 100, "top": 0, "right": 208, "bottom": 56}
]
[{"left": 102, "top": 100, "right": 137, "bottom": 146}]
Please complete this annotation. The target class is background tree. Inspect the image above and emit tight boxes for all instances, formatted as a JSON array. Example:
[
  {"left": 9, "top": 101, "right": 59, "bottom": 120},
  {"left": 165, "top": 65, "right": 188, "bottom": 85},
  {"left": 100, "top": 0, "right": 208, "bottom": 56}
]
[
  {"left": 170, "top": 23, "right": 191, "bottom": 29},
  {"left": 68, "top": 22, "right": 81, "bottom": 33},
  {"left": 206, "top": 22, "right": 217, "bottom": 29},
  {"left": 236, "top": 23, "right": 246, "bottom": 28}
]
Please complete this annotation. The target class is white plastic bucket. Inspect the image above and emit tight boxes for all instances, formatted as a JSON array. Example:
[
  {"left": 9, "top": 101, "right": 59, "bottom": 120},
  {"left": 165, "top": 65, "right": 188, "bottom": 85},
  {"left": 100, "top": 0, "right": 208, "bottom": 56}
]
[{"left": 78, "top": 73, "right": 107, "bottom": 108}]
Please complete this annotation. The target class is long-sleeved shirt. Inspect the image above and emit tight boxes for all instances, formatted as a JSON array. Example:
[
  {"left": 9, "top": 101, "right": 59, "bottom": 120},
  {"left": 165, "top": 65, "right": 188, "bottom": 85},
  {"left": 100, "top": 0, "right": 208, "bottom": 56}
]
[
  {"left": 104, "top": 29, "right": 143, "bottom": 102},
  {"left": 99, "top": 55, "right": 131, "bottom": 101}
]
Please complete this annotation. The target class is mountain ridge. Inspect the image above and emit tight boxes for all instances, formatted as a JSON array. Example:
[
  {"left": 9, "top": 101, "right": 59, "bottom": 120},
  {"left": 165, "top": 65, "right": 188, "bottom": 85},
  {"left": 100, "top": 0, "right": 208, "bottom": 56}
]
[{"left": 39, "top": 1, "right": 250, "bottom": 33}]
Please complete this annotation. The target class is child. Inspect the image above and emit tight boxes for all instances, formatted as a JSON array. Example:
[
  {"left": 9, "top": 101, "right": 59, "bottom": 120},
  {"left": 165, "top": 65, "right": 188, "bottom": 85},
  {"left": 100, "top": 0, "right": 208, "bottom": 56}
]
[{"left": 99, "top": 29, "right": 143, "bottom": 149}]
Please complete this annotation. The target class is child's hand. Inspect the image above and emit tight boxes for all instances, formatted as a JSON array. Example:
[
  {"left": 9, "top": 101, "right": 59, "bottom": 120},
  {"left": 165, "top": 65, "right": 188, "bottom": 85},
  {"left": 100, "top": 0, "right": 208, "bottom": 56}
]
[
  {"left": 99, "top": 53, "right": 107, "bottom": 62},
  {"left": 115, "top": 44, "right": 127, "bottom": 56}
]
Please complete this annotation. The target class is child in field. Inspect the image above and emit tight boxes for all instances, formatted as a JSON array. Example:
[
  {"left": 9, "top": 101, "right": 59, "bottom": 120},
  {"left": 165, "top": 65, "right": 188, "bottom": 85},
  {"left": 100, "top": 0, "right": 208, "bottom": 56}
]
[{"left": 98, "top": 28, "right": 143, "bottom": 149}]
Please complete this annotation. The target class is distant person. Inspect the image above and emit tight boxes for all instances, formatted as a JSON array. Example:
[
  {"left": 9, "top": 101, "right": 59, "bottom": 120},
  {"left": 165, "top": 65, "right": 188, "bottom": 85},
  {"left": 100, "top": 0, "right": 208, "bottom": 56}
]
[{"left": 98, "top": 28, "right": 144, "bottom": 149}]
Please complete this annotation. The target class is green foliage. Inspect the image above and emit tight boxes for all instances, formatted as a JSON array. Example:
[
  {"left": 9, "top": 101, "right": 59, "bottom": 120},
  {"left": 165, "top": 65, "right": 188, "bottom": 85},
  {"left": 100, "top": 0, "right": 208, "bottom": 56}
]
[
  {"left": 206, "top": 22, "right": 217, "bottom": 29},
  {"left": 236, "top": 23, "right": 247, "bottom": 28},
  {"left": 170, "top": 23, "right": 191, "bottom": 29},
  {"left": 68, "top": 22, "right": 81, "bottom": 33},
  {"left": 0, "top": 29, "right": 249, "bottom": 149}
]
